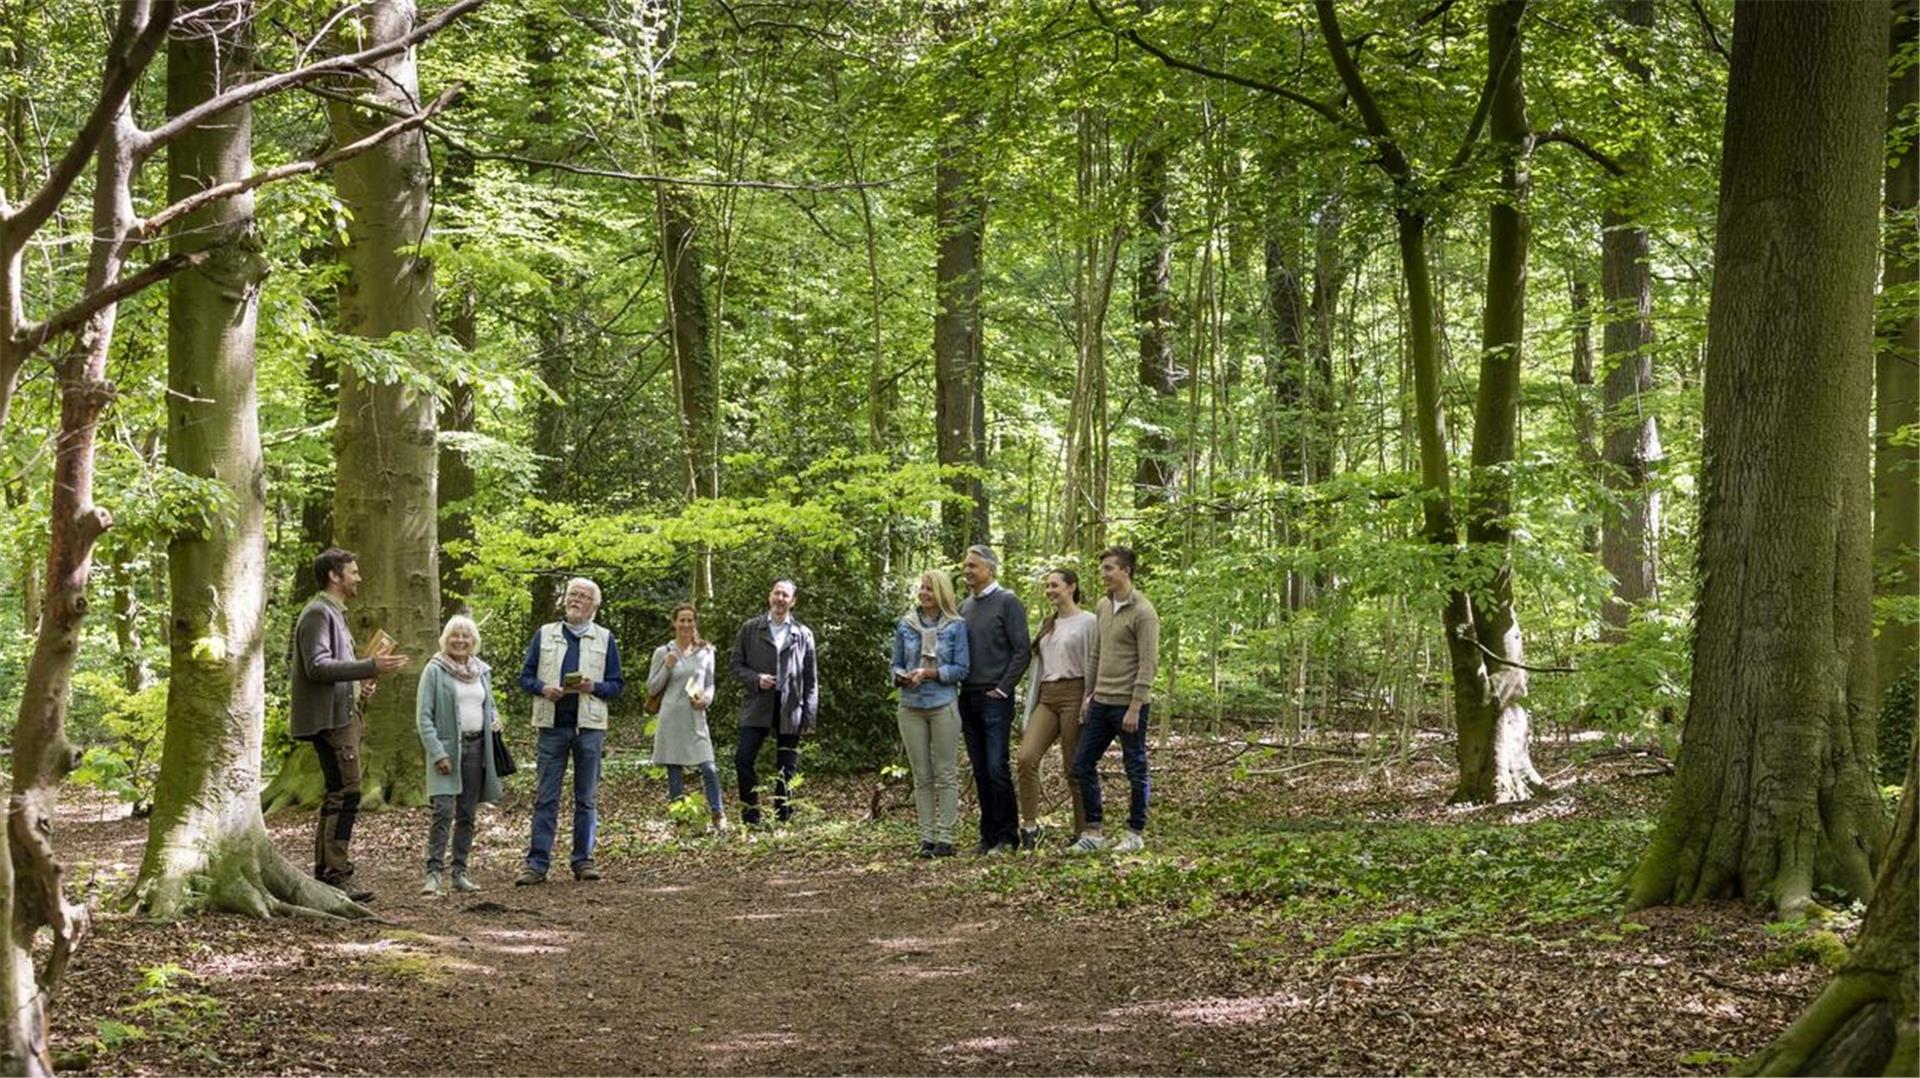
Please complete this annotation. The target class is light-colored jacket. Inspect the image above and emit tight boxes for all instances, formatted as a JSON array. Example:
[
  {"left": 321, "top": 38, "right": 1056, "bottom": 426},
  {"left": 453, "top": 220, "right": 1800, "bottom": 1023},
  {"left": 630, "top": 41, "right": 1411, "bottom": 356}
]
[
  {"left": 890, "top": 612, "right": 969, "bottom": 710},
  {"left": 647, "top": 642, "right": 716, "bottom": 766},
  {"left": 529, "top": 620, "right": 614, "bottom": 729},
  {"left": 415, "top": 659, "right": 504, "bottom": 802}
]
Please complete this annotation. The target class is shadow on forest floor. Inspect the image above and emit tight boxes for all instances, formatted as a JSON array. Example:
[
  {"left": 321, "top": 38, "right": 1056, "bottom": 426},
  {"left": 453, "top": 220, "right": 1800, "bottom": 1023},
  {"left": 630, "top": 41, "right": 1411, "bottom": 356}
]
[{"left": 46, "top": 733, "right": 1833, "bottom": 1075}]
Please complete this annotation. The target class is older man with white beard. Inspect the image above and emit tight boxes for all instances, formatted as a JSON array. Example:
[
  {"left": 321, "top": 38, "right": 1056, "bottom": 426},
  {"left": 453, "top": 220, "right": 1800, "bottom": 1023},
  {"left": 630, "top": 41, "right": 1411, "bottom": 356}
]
[{"left": 516, "top": 577, "right": 625, "bottom": 885}]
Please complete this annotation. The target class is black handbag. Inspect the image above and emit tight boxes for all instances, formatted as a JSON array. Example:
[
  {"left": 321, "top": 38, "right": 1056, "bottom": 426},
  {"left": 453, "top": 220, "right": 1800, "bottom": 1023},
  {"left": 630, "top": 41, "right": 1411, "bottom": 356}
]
[{"left": 491, "top": 728, "right": 517, "bottom": 778}]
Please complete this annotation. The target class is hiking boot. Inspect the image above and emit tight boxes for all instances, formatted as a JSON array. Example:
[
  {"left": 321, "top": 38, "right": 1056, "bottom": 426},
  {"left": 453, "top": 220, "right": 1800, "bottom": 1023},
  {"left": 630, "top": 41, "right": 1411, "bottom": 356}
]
[
  {"left": 421, "top": 871, "right": 441, "bottom": 896},
  {"left": 1065, "top": 834, "right": 1106, "bottom": 855},
  {"left": 573, "top": 860, "right": 602, "bottom": 882},
  {"left": 514, "top": 869, "right": 547, "bottom": 887},
  {"left": 710, "top": 813, "right": 730, "bottom": 834},
  {"left": 916, "top": 842, "right": 936, "bottom": 860},
  {"left": 1112, "top": 829, "right": 1146, "bottom": 853},
  {"left": 930, "top": 842, "right": 957, "bottom": 858},
  {"left": 1019, "top": 827, "right": 1040, "bottom": 851},
  {"left": 451, "top": 871, "right": 481, "bottom": 894}
]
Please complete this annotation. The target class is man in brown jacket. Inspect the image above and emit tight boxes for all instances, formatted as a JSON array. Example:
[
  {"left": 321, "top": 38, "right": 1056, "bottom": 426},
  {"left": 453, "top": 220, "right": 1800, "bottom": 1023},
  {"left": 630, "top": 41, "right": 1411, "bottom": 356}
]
[{"left": 291, "top": 548, "right": 408, "bottom": 901}]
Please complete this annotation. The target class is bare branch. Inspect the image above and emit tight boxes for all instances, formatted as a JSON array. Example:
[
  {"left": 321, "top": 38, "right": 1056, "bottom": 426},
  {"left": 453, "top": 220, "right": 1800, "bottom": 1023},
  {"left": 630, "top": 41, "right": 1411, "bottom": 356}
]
[
  {"left": 1087, "top": 0, "right": 1351, "bottom": 129},
  {"left": 1686, "top": 0, "right": 1731, "bottom": 63},
  {"left": 13, "top": 250, "right": 214, "bottom": 357},
  {"left": 1537, "top": 126, "right": 1626, "bottom": 176},
  {"left": 134, "top": 0, "right": 487, "bottom": 163},
  {"left": 1442, "top": 1, "right": 1526, "bottom": 177},
  {"left": 1461, "top": 631, "right": 1577, "bottom": 674},
  {"left": 139, "top": 84, "right": 463, "bottom": 240},
  {"left": 1313, "top": 0, "right": 1412, "bottom": 182},
  {"left": 299, "top": 84, "right": 912, "bottom": 192},
  {"left": 2, "top": 2, "right": 172, "bottom": 255}
]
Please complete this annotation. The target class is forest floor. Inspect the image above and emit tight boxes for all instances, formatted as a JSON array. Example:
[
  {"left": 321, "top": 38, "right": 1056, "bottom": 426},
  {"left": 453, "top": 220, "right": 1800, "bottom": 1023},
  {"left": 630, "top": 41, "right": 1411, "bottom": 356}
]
[{"left": 47, "top": 732, "right": 1841, "bottom": 1075}]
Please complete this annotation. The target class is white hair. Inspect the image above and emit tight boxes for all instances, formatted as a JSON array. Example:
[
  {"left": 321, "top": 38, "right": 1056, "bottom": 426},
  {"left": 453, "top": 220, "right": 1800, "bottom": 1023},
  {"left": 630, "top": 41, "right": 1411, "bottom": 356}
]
[
  {"left": 439, "top": 614, "right": 480, "bottom": 652},
  {"left": 563, "top": 577, "right": 602, "bottom": 607}
]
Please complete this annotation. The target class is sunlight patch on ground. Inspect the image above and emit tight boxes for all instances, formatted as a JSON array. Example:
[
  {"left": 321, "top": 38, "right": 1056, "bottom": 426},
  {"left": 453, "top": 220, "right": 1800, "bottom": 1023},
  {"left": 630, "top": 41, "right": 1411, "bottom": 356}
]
[
  {"left": 466, "top": 927, "right": 576, "bottom": 957},
  {"left": 939, "top": 1036, "right": 1019, "bottom": 1054},
  {"left": 868, "top": 964, "right": 976, "bottom": 982},
  {"left": 703, "top": 1031, "right": 804, "bottom": 1056},
  {"left": 1111, "top": 992, "right": 1312, "bottom": 1028}
]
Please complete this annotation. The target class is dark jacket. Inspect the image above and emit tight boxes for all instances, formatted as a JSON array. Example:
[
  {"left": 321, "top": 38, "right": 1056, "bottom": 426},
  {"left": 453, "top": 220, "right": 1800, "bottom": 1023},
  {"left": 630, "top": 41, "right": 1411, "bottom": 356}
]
[
  {"left": 960, "top": 586, "right": 1031, "bottom": 698},
  {"left": 730, "top": 614, "right": 819, "bottom": 734},
  {"left": 290, "top": 595, "right": 376, "bottom": 739}
]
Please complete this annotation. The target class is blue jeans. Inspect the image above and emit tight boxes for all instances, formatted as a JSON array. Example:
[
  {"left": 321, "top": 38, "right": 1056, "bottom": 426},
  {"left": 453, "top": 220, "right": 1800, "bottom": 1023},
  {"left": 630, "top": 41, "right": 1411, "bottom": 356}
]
[
  {"left": 1073, "top": 701, "right": 1150, "bottom": 834},
  {"left": 526, "top": 726, "right": 604, "bottom": 873},
  {"left": 667, "top": 761, "right": 725, "bottom": 815},
  {"left": 959, "top": 689, "right": 1018, "bottom": 847}
]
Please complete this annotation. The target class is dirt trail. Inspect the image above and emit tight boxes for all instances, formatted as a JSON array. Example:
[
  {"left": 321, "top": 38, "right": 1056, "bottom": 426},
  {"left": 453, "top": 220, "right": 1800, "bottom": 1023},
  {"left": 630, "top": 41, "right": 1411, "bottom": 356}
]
[{"left": 53, "top": 794, "right": 1280, "bottom": 1076}]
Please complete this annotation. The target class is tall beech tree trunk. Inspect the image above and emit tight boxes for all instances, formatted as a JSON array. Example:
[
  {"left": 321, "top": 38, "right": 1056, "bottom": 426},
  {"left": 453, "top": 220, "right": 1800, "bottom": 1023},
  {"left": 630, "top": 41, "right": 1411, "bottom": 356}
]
[
  {"left": 1133, "top": 118, "right": 1178, "bottom": 509},
  {"left": 1597, "top": 0, "right": 1662, "bottom": 635},
  {"left": 1450, "top": 0, "right": 1545, "bottom": 805},
  {"left": 439, "top": 293, "right": 477, "bottom": 619},
  {"left": 1875, "top": 0, "right": 1919, "bottom": 702},
  {"left": 1630, "top": 0, "right": 1890, "bottom": 915},
  {"left": 1569, "top": 276, "right": 1601, "bottom": 554},
  {"left": 267, "top": 0, "right": 441, "bottom": 811},
  {"left": 656, "top": 107, "right": 718, "bottom": 601},
  {"left": 135, "top": 11, "right": 364, "bottom": 921},
  {"left": 1743, "top": 741, "right": 1917, "bottom": 1076},
  {"left": 933, "top": 2, "right": 988, "bottom": 560}
]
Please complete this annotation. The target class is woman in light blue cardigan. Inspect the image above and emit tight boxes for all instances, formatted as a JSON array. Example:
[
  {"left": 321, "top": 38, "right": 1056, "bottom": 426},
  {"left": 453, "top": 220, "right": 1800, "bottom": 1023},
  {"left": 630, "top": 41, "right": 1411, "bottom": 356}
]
[
  {"left": 890, "top": 569, "right": 970, "bottom": 858},
  {"left": 416, "top": 614, "right": 504, "bottom": 896}
]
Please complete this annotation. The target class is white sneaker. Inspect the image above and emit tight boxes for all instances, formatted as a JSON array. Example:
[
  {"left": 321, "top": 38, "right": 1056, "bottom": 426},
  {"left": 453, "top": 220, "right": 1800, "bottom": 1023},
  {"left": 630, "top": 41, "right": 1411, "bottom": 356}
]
[
  {"left": 1066, "top": 834, "right": 1106, "bottom": 854},
  {"left": 1112, "top": 830, "right": 1145, "bottom": 853},
  {"left": 421, "top": 871, "right": 441, "bottom": 896}
]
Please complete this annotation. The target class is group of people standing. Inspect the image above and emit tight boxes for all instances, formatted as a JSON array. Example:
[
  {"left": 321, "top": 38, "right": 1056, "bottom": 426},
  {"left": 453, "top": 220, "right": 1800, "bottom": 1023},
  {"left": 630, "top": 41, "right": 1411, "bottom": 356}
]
[
  {"left": 891, "top": 544, "right": 1159, "bottom": 858},
  {"left": 286, "top": 542, "right": 1154, "bottom": 903}
]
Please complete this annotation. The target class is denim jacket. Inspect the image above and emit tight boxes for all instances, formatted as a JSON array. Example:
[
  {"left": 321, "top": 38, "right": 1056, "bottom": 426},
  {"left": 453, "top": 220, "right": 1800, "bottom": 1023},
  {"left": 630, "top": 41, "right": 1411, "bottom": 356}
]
[{"left": 890, "top": 612, "right": 970, "bottom": 709}]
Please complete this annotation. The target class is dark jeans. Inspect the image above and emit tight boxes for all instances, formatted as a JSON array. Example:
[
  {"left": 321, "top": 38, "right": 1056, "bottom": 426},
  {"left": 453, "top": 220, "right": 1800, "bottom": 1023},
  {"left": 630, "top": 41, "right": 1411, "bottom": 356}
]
[
  {"left": 735, "top": 724, "right": 799, "bottom": 825},
  {"left": 1073, "top": 701, "right": 1150, "bottom": 834},
  {"left": 427, "top": 733, "right": 486, "bottom": 874},
  {"left": 309, "top": 714, "right": 363, "bottom": 885},
  {"left": 526, "top": 725, "right": 604, "bottom": 873},
  {"left": 959, "top": 688, "right": 1018, "bottom": 847},
  {"left": 667, "top": 761, "right": 725, "bottom": 815}
]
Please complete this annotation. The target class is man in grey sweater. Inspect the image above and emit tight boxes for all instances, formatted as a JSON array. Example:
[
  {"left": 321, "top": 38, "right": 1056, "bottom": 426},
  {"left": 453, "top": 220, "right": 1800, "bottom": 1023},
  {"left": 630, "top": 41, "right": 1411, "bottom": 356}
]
[
  {"left": 291, "top": 548, "right": 409, "bottom": 901},
  {"left": 958, "top": 544, "right": 1030, "bottom": 854}
]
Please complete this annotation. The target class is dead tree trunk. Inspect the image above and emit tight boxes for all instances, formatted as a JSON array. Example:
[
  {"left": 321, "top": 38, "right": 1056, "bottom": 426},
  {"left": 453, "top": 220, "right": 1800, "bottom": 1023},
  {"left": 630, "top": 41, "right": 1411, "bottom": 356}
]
[
  {"left": 1448, "top": 0, "right": 1546, "bottom": 805},
  {"left": 135, "top": 9, "right": 366, "bottom": 920},
  {"left": 1629, "top": 0, "right": 1890, "bottom": 915}
]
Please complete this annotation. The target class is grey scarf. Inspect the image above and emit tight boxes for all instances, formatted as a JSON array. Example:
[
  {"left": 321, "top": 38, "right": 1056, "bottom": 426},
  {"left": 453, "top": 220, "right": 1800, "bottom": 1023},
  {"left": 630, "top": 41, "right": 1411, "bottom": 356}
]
[{"left": 432, "top": 653, "right": 488, "bottom": 684}]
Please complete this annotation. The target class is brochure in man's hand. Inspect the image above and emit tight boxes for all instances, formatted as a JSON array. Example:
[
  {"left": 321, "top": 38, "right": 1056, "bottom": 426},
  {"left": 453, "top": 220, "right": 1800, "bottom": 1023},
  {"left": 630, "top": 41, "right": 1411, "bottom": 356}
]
[{"left": 357, "top": 629, "right": 396, "bottom": 661}]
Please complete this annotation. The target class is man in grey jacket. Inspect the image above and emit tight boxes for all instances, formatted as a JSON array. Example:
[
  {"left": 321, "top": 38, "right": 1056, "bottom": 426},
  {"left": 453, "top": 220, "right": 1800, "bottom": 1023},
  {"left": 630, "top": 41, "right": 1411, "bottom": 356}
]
[
  {"left": 729, "top": 579, "right": 819, "bottom": 826},
  {"left": 959, "top": 545, "right": 1030, "bottom": 855},
  {"left": 291, "top": 548, "right": 408, "bottom": 901}
]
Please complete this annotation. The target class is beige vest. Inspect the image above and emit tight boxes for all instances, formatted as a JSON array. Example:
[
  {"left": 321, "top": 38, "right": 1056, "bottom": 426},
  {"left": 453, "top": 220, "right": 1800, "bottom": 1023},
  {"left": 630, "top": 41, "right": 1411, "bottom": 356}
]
[{"left": 531, "top": 621, "right": 612, "bottom": 730}]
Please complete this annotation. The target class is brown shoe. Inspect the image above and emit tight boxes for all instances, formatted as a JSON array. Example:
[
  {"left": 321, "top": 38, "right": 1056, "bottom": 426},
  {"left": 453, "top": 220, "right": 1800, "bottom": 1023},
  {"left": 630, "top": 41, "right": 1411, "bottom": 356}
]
[{"left": 572, "top": 860, "right": 601, "bottom": 882}]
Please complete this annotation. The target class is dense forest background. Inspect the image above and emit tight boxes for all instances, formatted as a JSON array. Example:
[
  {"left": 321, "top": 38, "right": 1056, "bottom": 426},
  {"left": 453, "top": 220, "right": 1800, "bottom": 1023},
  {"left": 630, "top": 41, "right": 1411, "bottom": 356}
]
[{"left": 0, "top": 0, "right": 1913, "bottom": 1073}]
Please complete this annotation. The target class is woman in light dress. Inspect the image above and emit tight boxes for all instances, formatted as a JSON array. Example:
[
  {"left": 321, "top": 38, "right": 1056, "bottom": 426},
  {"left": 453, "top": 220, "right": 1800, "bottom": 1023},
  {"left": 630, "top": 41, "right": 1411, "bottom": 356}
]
[{"left": 647, "top": 603, "right": 727, "bottom": 831}]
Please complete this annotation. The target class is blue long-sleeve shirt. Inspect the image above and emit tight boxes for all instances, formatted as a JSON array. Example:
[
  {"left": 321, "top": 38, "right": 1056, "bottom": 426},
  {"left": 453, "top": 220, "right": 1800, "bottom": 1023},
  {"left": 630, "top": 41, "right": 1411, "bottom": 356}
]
[{"left": 518, "top": 623, "right": 625, "bottom": 727}]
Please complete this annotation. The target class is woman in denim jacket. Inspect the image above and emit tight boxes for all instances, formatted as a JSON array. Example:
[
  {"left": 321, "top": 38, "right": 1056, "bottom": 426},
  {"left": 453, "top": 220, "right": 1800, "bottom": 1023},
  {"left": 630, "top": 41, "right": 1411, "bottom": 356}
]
[{"left": 889, "top": 569, "right": 971, "bottom": 857}]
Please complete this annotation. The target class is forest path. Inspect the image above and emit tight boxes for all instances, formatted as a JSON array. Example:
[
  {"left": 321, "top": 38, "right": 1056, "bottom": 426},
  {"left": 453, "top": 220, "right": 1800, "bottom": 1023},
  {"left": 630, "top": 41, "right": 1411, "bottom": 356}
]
[{"left": 53, "top": 782, "right": 1286, "bottom": 1076}]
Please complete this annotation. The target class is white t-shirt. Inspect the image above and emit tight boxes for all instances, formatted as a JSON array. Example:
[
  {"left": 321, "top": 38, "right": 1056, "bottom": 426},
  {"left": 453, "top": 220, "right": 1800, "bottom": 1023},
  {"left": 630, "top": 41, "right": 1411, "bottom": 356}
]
[
  {"left": 455, "top": 676, "right": 487, "bottom": 734},
  {"left": 1038, "top": 610, "right": 1096, "bottom": 682}
]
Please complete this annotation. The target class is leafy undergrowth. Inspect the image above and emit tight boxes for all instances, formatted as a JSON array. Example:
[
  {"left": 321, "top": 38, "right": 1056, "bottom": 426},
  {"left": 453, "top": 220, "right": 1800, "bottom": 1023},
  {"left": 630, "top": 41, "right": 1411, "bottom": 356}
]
[{"left": 968, "top": 815, "right": 1653, "bottom": 961}]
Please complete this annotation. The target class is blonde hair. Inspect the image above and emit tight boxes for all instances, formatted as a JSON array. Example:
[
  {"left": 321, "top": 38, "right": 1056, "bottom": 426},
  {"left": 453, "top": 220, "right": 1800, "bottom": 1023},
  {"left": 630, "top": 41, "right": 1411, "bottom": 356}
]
[
  {"left": 913, "top": 570, "right": 961, "bottom": 621},
  {"left": 439, "top": 614, "right": 480, "bottom": 653}
]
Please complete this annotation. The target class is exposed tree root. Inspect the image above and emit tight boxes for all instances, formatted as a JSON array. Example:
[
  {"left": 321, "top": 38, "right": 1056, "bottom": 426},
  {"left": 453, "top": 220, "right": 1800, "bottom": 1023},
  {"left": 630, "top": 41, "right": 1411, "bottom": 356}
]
[{"left": 133, "top": 827, "right": 368, "bottom": 922}]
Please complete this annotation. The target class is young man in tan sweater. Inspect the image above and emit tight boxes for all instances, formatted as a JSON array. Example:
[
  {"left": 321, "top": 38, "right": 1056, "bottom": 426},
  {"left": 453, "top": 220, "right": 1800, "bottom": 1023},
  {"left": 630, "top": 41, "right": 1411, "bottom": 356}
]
[{"left": 1068, "top": 546, "right": 1160, "bottom": 853}]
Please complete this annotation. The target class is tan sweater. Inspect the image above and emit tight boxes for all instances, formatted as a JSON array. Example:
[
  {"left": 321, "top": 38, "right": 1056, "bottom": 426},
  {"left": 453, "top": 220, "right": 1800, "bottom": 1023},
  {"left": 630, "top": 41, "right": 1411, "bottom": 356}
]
[{"left": 1086, "top": 588, "right": 1160, "bottom": 707}]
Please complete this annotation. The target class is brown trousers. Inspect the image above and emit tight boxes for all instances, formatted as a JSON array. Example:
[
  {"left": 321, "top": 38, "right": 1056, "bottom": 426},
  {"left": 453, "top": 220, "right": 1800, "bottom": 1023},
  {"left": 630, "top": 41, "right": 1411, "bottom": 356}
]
[
  {"left": 310, "top": 713, "right": 364, "bottom": 885},
  {"left": 1016, "top": 677, "right": 1087, "bottom": 834}
]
